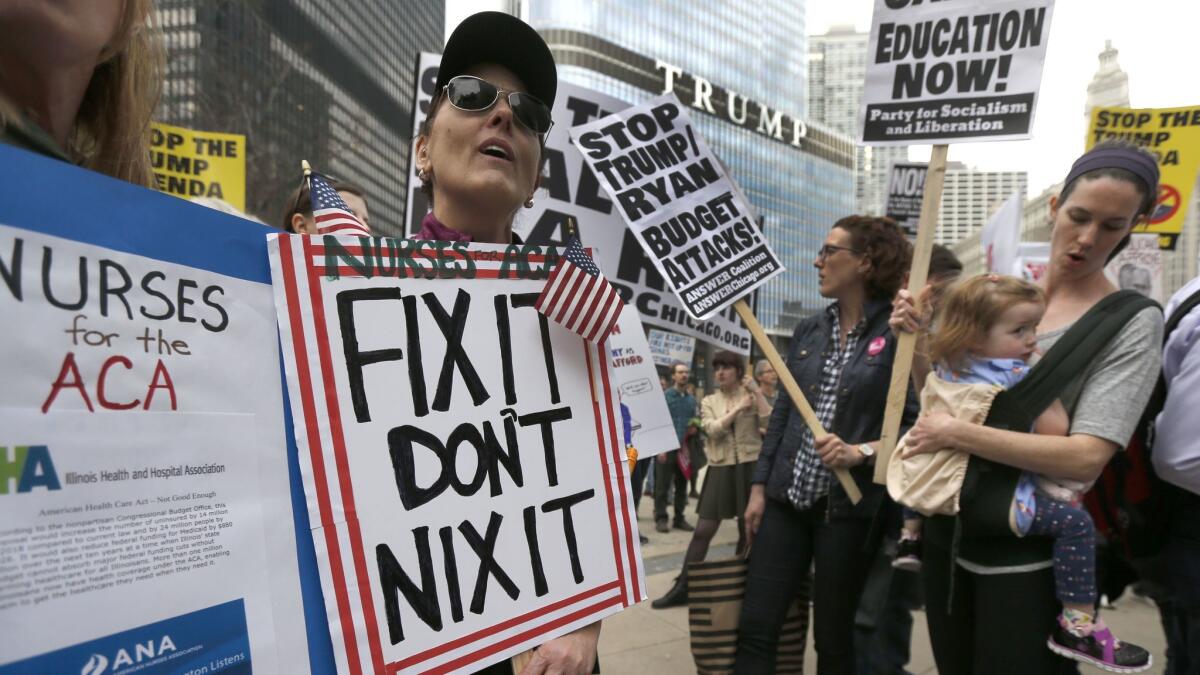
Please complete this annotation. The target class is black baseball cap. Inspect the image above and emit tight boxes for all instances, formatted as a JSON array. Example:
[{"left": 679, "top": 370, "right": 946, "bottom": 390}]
[{"left": 434, "top": 12, "right": 558, "bottom": 109}]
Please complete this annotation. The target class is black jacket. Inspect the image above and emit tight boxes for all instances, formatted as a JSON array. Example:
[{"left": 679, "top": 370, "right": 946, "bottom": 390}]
[{"left": 752, "top": 297, "right": 919, "bottom": 518}]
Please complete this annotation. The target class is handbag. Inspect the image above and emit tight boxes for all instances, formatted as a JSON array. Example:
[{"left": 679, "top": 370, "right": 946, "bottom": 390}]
[{"left": 687, "top": 553, "right": 808, "bottom": 674}]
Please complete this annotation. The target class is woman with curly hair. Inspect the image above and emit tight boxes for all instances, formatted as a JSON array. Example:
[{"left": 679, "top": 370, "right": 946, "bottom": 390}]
[
  {"left": 736, "top": 216, "right": 918, "bottom": 674},
  {"left": 0, "top": 0, "right": 164, "bottom": 186}
]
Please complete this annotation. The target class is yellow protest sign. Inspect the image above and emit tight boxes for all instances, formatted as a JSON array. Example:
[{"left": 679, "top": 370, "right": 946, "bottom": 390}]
[
  {"left": 150, "top": 121, "right": 246, "bottom": 211},
  {"left": 1087, "top": 105, "right": 1200, "bottom": 250}
]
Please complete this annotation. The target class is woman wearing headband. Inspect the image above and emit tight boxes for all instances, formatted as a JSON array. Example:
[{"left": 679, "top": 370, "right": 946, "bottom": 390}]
[
  {"left": 413, "top": 13, "right": 598, "bottom": 675},
  {"left": 895, "top": 141, "right": 1164, "bottom": 674}
]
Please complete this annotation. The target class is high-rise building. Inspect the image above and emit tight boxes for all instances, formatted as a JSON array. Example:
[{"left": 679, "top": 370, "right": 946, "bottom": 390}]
[
  {"left": 527, "top": 2, "right": 856, "bottom": 339},
  {"left": 935, "top": 162, "right": 1028, "bottom": 246},
  {"left": 1085, "top": 40, "right": 1130, "bottom": 117},
  {"left": 807, "top": 25, "right": 909, "bottom": 216},
  {"left": 156, "top": 1, "right": 444, "bottom": 236}
]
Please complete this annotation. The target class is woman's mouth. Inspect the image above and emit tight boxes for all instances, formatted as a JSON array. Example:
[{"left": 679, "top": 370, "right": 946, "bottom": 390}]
[{"left": 478, "top": 138, "right": 514, "bottom": 162}]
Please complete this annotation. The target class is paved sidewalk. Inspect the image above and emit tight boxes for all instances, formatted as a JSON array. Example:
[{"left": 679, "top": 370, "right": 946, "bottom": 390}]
[{"left": 599, "top": 486, "right": 1168, "bottom": 674}]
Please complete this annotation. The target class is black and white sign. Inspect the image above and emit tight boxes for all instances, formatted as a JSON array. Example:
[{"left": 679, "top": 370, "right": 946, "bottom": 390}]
[
  {"left": 570, "top": 95, "right": 785, "bottom": 320},
  {"left": 405, "top": 54, "right": 752, "bottom": 353},
  {"left": 885, "top": 161, "right": 928, "bottom": 235},
  {"left": 860, "top": 0, "right": 1055, "bottom": 145}
]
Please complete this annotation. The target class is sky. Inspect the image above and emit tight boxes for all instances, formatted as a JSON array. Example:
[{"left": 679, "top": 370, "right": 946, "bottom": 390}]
[
  {"left": 448, "top": 0, "right": 1200, "bottom": 195},
  {"left": 809, "top": 0, "right": 1200, "bottom": 194}
]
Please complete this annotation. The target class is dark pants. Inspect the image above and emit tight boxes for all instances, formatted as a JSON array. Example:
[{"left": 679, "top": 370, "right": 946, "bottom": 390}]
[
  {"left": 1161, "top": 533, "right": 1200, "bottom": 674},
  {"left": 630, "top": 457, "right": 651, "bottom": 510},
  {"left": 854, "top": 539, "right": 921, "bottom": 675},
  {"left": 653, "top": 450, "right": 687, "bottom": 523},
  {"left": 921, "top": 539, "right": 1076, "bottom": 675},
  {"left": 735, "top": 498, "right": 875, "bottom": 675}
]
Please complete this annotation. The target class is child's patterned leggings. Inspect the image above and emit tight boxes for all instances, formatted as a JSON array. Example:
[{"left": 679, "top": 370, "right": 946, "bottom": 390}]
[{"left": 1027, "top": 495, "right": 1097, "bottom": 605}]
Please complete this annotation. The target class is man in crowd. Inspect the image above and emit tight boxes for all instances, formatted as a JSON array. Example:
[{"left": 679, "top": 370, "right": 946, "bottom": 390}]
[
  {"left": 1153, "top": 273, "right": 1200, "bottom": 674},
  {"left": 658, "top": 362, "right": 695, "bottom": 533}
]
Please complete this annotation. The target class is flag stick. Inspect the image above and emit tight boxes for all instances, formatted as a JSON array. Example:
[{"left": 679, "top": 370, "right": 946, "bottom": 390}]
[
  {"left": 874, "top": 144, "right": 949, "bottom": 484},
  {"left": 733, "top": 299, "right": 861, "bottom": 504}
]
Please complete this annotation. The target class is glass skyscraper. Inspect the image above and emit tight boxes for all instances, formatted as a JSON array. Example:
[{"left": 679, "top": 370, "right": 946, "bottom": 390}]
[
  {"left": 156, "top": 1, "right": 444, "bottom": 236},
  {"left": 527, "top": 2, "right": 855, "bottom": 337}
]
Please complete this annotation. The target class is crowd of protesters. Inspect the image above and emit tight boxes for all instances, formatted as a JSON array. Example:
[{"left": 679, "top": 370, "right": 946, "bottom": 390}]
[{"left": 4, "top": 3, "right": 1200, "bottom": 675}]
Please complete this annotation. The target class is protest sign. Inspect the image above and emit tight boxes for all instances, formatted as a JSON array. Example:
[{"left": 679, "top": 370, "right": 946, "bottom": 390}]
[
  {"left": 406, "top": 53, "right": 753, "bottom": 353},
  {"left": 979, "top": 192, "right": 1023, "bottom": 274},
  {"left": 1087, "top": 105, "right": 1200, "bottom": 250},
  {"left": 570, "top": 94, "right": 785, "bottom": 320},
  {"left": 647, "top": 329, "right": 697, "bottom": 369},
  {"left": 885, "top": 162, "right": 928, "bottom": 236},
  {"left": 0, "top": 145, "right": 307, "bottom": 673},
  {"left": 150, "top": 121, "right": 247, "bottom": 211},
  {"left": 270, "top": 236, "right": 644, "bottom": 673},
  {"left": 860, "top": 0, "right": 1055, "bottom": 145},
  {"left": 572, "top": 94, "right": 859, "bottom": 502},
  {"left": 1013, "top": 242, "right": 1051, "bottom": 282},
  {"left": 608, "top": 315, "right": 679, "bottom": 458},
  {"left": 1105, "top": 233, "right": 1163, "bottom": 303}
]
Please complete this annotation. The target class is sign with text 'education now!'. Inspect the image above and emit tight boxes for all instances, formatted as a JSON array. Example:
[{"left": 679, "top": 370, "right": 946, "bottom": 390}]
[
  {"left": 859, "top": 0, "right": 1055, "bottom": 145},
  {"left": 570, "top": 95, "right": 785, "bottom": 321}
]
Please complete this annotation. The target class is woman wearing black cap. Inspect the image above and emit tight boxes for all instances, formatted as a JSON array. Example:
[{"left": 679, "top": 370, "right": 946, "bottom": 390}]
[
  {"left": 412, "top": 12, "right": 599, "bottom": 675},
  {"left": 895, "top": 141, "right": 1165, "bottom": 674}
]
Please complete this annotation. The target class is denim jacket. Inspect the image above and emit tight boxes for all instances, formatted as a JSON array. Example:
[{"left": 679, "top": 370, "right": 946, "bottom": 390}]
[{"left": 752, "top": 297, "right": 919, "bottom": 518}]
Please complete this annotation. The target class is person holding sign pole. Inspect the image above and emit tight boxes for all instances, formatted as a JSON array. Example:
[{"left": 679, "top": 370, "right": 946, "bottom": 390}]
[
  {"left": 410, "top": 12, "right": 599, "bottom": 675},
  {"left": 737, "top": 216, "right": 917, "bottom": 674},
  {"left": 0, "top": 0, "right": 163, "bottom": 186},
  {"left": 897, "top": 142, "right": 1164, "bottom": 675}
]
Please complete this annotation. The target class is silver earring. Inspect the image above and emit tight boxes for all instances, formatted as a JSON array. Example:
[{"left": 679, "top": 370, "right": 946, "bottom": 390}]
[
  {"left": 524, "top": 198, "right": 535, "bottom": 208},
  {"left": 418, "top": 168, "right": 429, "bottom": 182}
]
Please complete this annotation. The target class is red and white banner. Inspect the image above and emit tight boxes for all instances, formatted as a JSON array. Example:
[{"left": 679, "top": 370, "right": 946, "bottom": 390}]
[{"left": 269, "top": 234, "right": 644, "bottom": 674}]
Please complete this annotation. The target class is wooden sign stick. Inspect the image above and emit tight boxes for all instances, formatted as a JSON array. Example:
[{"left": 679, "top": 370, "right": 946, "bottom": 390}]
[
  {"left": 873, "top": 144, "right": 949, "bottom": 485},
  {"left": 733, "top": 299, "right": 861, "bottom": 503}
]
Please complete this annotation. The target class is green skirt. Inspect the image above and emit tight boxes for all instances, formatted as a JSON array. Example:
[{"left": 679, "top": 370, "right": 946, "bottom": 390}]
[{"left": 697, "top": 461, "right": 755, "bottom": 520}]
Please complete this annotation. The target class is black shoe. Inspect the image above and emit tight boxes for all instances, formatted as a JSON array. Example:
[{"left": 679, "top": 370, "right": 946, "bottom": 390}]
[
  {"left": 656, "top": 519, "right": 669, "bottom": 533},
  {"left": 1047, "top": 620, "right": 1152, "bottom": 672},
  {"left": 689, "top": 490, "right": 700, "bottom": 498},
  {"left": 673, "top": 518, "right": 694, "bottom": 532},
  {"left": 651, "top": 574, "right": 688, "bottom": 609},
  {"left": 639, "top": 534, "right": 649, "bottom": 544}
]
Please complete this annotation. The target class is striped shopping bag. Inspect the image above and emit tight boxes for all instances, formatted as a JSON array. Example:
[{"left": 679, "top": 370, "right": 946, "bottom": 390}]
[{"left": 688, "top": 555, "right": 809, "bottom": 674}]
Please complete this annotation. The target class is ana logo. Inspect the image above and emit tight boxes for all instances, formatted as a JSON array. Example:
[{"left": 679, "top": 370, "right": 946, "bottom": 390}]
[
  {"left": 0, "top": 445, "right": 61, "bottom": 495},
  {"left": 81, "top": 653, "right": 108, "bottom": 675},
  {"left": 80, "top": 635, "right": 177, "bottom": 674}
]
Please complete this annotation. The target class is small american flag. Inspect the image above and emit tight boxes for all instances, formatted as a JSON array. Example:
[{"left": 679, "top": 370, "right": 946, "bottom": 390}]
[
  {"left": 536, "top": 239, "right": 624, "bottom": 344},
  {"left": 309, "top": 172, "right": 370, "bottom": 236}
]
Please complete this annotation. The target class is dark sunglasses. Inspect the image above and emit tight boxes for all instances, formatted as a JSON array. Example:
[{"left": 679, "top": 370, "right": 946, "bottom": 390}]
[{"left": 443, "top": 75, "right": 554, "bottom": 136}]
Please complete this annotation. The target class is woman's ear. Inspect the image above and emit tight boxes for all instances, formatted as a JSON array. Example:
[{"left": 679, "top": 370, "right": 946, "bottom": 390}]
[
  {"left": 291, "top": 213, "right": 313, "bottom": 235},
  {"left": 415, "top": 134, "right": 430, "bottom": 174}
]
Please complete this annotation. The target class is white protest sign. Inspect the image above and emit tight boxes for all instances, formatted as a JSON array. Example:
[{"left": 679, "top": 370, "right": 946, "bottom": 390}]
[
  {"left": 406, "top": 53, "right": 752, "bottom": 354},
  {"left": 270, "top": 235, "right": 644, "bottom": 674},
  {"left": 1013, "top": 241, "right": 1051, "bottom": 282},
  {"left": 980, "top": 192, "right": 1023, "bottom": 274},
  {"left": 860, "top": 0, "right": 1055, "bottom": 145},
  {"left": 607, "top": 313, "right": 679, "bottom": 458},
  {"left": 647, "top": 329, "right": 697, "bottom": 369},
  {"left": 885, "top": 162, "right": 928, "bottom": 235},
  {"left": 570, "top": 94, "right": 786, "bottom": 320},
  {"left": 0, "top": 147, "right": 308, "bottom": 674},
  {"left": 1106, "top": 233, "right": 1163, "bottom": 303}
]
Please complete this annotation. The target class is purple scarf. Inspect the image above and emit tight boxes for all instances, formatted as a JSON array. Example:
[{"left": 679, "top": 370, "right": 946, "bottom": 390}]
[{"left": 415, "top": 212, "right": 472, "bottom": 242}]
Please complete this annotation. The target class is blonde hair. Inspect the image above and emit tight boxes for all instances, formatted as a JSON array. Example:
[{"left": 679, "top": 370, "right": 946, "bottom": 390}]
[
  {"left": 75, "top": 0, "right": 165, "bottom": 186},
  {"left": 0, "top": 1, "right": 165, "bottom": 186},
  {"left": 928, "top": 274, "right": 1045, "bottom": 370}
]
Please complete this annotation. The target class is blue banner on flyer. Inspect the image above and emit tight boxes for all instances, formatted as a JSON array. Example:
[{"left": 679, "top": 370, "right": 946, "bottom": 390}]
[{"left": 0, "top": 600, "right": 251, "bottom": 675}]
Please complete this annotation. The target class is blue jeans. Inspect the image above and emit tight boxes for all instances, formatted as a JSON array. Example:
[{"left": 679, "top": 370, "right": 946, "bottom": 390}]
[{"left": 735, "top": 497, "right": 876, "bottom": 675}]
